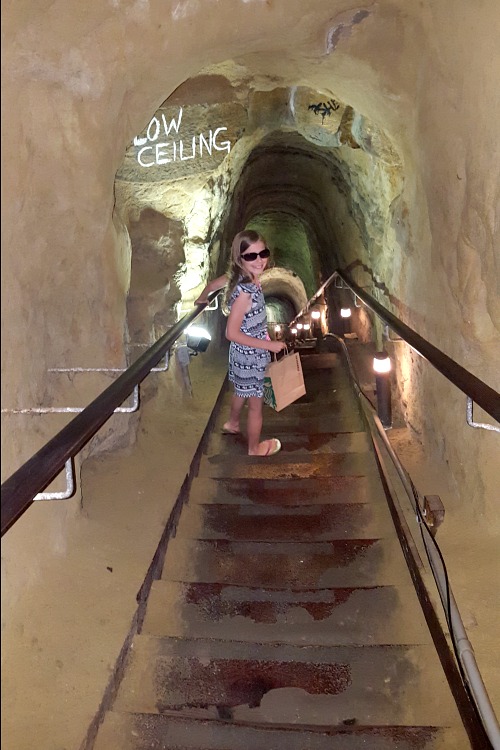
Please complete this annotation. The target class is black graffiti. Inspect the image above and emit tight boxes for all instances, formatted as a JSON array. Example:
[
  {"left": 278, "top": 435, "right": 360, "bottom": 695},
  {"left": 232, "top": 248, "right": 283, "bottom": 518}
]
[{"left": 308, "top": 99, "right": 340, "bottom": 122}]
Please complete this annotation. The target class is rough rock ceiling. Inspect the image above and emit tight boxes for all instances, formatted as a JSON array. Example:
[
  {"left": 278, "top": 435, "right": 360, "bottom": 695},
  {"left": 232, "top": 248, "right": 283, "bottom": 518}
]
[{"left": 115, "top": 71, "right": 403, "bottom": 337}]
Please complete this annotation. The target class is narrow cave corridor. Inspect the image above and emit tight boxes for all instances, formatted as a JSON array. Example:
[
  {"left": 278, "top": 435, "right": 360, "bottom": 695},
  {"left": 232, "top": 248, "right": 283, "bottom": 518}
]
[
  {"left": 115, "top": 86, "right": 402, "bottom": 342},
  {"left": 2, "top": 2, "right": 499, "bottom": 748}
]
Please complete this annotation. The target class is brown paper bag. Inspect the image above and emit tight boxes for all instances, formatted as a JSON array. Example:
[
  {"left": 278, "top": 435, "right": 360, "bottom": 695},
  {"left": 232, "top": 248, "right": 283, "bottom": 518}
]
[{"left": 263, "top": 350, "right": 306, "bottom": 411}]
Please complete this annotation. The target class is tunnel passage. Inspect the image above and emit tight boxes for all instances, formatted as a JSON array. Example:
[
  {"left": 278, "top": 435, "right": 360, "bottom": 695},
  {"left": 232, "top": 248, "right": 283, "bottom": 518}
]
[
  {"left": 265, "top": 296, "right": 296, "bottom": 325},
  {"left": 114, "top": 77, "right": 405, "bottom": 345}
]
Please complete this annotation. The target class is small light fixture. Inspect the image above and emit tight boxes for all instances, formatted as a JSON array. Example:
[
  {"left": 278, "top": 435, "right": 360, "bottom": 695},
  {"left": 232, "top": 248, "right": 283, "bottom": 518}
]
[
  {"left": 303, "top": 323, "right": 311, "bottom": 331},
  {"left": 291, "top": 327, "right": 298, "bottom": 335},
  {"left": 373, "top": 352, "right": 391, "bottom": 374},
  {"left": 311, "top": 310, "right": 321, "bottom": 320},
  {"left": 340, "top": 307, "right": 352, "bottom": 318},
  {"left": 186, "top": 325, "right": 211, "bottom": 355},
  {"left": 373, "top": 351, "right": 392, "bottom": 428},
  {"left": 275, "top": 324, "right": 282, "bottom": 333},
  {"left": 296, "top": 322, "right": 304, "bottom": 330}
]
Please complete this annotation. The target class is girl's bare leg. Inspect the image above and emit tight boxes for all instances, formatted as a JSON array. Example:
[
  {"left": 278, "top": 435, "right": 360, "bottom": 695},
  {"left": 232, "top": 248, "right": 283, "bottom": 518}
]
[
  {"left": 247, "top": 396, "right": 264, "bottom": 454},
  {"left": 223, "top": 394, "right": 246, "bottom": 434}
]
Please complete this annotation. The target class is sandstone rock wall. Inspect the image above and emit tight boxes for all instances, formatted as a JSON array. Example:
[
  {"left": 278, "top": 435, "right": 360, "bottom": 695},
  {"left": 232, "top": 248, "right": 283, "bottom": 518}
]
[{"left": 1, "top": 3, "right": 499, "bottom": 744}]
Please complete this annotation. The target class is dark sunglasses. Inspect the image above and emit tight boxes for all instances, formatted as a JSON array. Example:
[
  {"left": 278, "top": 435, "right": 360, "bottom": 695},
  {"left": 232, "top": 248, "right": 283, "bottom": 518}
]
[{"left": 240, "top": 247, "right": 271, "bottom": 261}]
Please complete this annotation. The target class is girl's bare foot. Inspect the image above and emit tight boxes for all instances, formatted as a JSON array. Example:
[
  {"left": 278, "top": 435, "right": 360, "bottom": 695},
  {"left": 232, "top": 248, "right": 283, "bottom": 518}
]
[
  {"left": 221, "top": 421, "right": 240, "bottom": 435},
  {"left": 248, "top": 438, "right": 281, "bottom": 456}
]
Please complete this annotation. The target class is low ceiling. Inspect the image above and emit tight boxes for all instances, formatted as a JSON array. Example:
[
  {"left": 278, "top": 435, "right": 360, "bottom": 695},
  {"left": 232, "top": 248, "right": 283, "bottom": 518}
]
[{"left": 115, "top": 69, "right": 404, "bottom": 335}]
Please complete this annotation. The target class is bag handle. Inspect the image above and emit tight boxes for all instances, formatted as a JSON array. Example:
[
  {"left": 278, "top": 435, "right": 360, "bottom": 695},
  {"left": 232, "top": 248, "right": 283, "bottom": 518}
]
[{"left": 271, "top": 344, "right": 289, "bottom": 362}]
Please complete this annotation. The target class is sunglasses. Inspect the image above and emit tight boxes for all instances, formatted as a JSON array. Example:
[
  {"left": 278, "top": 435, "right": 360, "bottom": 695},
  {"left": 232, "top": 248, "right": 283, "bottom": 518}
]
[{"left": 240, "top": 248, "right": 271, "bottom": 261}]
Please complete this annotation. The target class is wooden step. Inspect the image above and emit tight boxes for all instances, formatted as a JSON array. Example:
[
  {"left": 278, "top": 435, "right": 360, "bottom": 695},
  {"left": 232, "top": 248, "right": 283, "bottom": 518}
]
[
  {"left": 111, "top": 635, "right": 464, "bottom": 728},
  {"left": 214, "top": 412, "right": 365, "bottom": 435},
  {"left": 161, "top": 538, "right": 415, "bottom": 588},
  {"left": 174, "top": 502, "right": 394, "bottom": 541},
  {"left": 206, "top": 430, "right": 370, "bottom": 457},
  {"left": 188, "top": 476, "right": 386, "bottom": 506},
  {"left": 141, "top": 580, "right": 431, "bottom": 646},
  {"left": 94, "top": 710, "right": 466, "bottom": 750},
  {"left": 197, "top": 451, "right": 379, "bottom": 480}
]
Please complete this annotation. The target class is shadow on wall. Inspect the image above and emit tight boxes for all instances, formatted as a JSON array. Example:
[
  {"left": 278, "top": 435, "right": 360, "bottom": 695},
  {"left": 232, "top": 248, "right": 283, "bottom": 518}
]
[
  {"left": 127, "top": 209, "right": 185, "bottom": 344},
  {"left": 344, "top": 259, "right": 426, "bottom": 332}
]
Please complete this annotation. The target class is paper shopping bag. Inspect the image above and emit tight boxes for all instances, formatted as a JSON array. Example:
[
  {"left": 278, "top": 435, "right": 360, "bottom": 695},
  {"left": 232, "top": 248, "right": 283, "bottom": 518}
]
[{"left": 263, "top": 351, "right": 306, "bottom": 411}]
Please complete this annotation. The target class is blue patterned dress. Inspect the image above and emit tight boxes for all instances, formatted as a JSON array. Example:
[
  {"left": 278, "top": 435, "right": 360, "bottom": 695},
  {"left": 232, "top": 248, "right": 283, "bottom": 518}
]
[{"left": 228, "top": 280, "right": 270, "bottom": 398}]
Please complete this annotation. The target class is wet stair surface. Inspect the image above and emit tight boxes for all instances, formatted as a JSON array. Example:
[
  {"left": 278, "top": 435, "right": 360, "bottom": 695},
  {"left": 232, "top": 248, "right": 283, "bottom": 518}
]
[{"left": 94, "top": 348, "right": 469, "bottom": 749}]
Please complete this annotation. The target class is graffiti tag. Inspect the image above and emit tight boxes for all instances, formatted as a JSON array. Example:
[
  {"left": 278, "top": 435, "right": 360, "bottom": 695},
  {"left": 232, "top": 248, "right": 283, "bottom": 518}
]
[{"left": 308, "top": 99, "right": 341, "bottom": 123}]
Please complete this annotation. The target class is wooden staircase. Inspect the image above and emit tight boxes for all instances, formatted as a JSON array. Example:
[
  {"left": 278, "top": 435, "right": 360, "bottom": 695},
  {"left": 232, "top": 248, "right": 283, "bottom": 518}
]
[{"left": 93, "top": 349, "right": 470, "bottom": 749}]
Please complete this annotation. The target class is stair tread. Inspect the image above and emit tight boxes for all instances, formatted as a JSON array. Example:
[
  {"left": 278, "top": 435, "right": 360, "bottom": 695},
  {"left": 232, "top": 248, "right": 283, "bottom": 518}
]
[
  {"left": 112, "top": 634, "right": 464, "bottom": 728},
  {"left": 174, "top": 502, "right": 395, "bottom": 540},
  {"left": 94, "top": 711, "right": 467, "bottom": 750},
  {"left": 161, "top": 537, "right": 417, "bottom": 588},
  {"left": 215, "top": 412, "right": 365, "bottom": 432},
  {"left": 206, "top": 431, "right": 370, "bottom": 457},
  {"left": 142, "top": 580, "right": 433, "bottom": 645},
  {"left": 198, "top": 451, "right": 379, "bottom": 480},
  {"left": 188, "top": 476, "right": 386, "bottom": 505}
]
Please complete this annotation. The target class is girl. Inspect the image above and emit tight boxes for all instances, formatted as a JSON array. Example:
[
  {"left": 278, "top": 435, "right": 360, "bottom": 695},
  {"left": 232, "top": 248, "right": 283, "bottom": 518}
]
[{"left": 196, "top": 230, "right": 285, "bottom": 456}]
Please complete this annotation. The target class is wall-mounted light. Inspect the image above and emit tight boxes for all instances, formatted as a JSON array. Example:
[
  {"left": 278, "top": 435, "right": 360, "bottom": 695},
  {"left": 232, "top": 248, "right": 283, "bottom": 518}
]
[
  {"left": 303, "top": 323, "right": 311, "bottom": 331},
  {"left": 186, "top": 326, "right": 211, "bottom": 355},
  {"left": 340, "top": 307, "right": 352, "bottom": 336},
  {"left": 311, "top": 310, "right": 321, "bottom": 320},
  {"left": 296, "top": 323, "right": 304, "bottom": 330},
  {"left": 373, "top": 352, "right": 391, "bottom": 374},
  {"left": 373, "top": 351, "right": 392, "bottom": 428},
  {"left": 291, "top": 327, "right": 298, "bottom": 335}
]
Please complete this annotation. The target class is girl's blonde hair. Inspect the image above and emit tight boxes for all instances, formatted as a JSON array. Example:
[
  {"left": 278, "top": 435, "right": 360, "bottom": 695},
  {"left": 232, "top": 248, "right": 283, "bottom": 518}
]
[{"left": 222, "top": 229, "right": 268, "bottom": 314}]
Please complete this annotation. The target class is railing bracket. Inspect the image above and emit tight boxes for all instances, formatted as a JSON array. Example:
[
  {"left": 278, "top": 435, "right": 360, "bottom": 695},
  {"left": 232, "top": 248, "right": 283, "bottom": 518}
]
[
  {"left": 466, "top": 397, "right": 500, "bottom": 433},
  {"left": 35, "top": 459, "right": 75, "bottom": 501}
]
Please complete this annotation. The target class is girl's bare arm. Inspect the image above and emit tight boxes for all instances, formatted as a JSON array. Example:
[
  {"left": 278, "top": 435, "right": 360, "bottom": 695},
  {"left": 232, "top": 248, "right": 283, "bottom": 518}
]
[{"left": 194, "top": 274, "right": 228, "bottom": 304}]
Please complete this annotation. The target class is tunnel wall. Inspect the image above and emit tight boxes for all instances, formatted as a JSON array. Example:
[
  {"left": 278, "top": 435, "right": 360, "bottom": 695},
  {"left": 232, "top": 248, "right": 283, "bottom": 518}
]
[
  {"left": 3, "top": 2, "right": 498, "bottom": 512},
  {"left": 2, "top": 2, "right": 499, "bottom": 746}
]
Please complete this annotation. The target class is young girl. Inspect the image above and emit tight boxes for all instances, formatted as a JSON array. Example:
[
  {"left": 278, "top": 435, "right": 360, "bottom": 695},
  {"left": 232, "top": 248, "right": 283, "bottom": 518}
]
[{"left": 196, "top": 230, "right": 285, "bottom": 456}]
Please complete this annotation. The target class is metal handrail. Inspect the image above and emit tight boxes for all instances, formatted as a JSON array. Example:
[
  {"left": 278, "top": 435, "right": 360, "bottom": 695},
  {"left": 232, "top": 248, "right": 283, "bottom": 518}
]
[
  {"left": 337, "top": 334, "right": 499, "bottom": 749},
  {"left": 292, "top": 271, "right": 499, "bottom": 746},
  {"left": 291, "top": 269, "right": 500, "bottom": 423},
  {"left": 1, "top": 294, "right": 218, "bottom": 536}
]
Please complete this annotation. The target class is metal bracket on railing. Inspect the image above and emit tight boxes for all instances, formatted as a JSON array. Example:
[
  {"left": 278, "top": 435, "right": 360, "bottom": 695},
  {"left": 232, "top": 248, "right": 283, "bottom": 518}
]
[
  {"left": 383, "top": 324, "right": 403, "bottom": 342},
  {"left": 206, "top": 296, "right": 219, "bottom": 311},
  {"left": 49, "top": 349, "right": 170, "bottom": 374},
  {"left": 128, "top": 348, "right": 170, "bottom": 372},
  {"left": 466, "top": 397, "right": 500, "bottom": 433},
  {"left": 1, "top": 385, "right": 139, "bottom": 414},
  {"left": 180, "top": 295, "right": 219, "bottom": 314},
  {"left": 35, "top": 459, "right": 75, "bottom": 501},
  {"left": 334, "top": 277, "right": 345, "bottom": 288}
]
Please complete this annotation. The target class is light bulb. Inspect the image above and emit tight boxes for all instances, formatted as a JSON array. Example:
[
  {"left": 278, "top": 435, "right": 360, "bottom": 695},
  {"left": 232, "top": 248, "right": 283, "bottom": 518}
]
[{"left": 373, "top": 353, "right": 391, "bottom": 374}]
